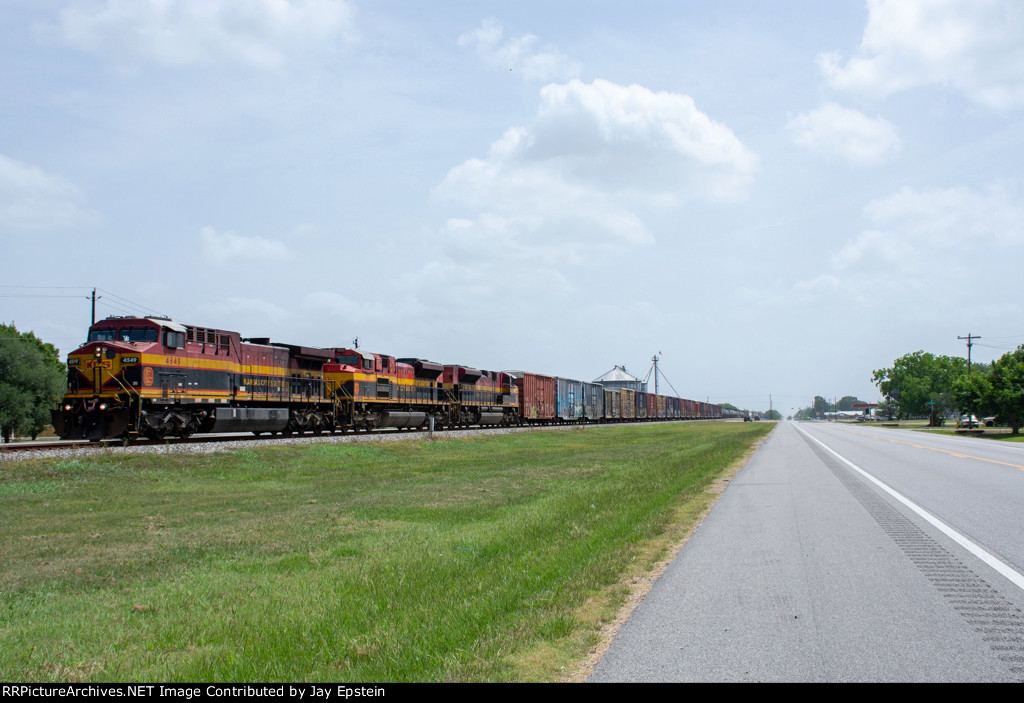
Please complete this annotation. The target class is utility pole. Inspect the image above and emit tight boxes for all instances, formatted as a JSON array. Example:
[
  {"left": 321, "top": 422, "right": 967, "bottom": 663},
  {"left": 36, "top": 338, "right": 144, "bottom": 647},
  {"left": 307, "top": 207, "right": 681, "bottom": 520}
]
[
  {"left": 91, "top": 288, "right": 100, "bottom": 326},
  {"left": 652, "top": 354, "right": 660, "bottom": 395},
  {"left": 958, "top": 333, "right": 980, "bottom": 377}
]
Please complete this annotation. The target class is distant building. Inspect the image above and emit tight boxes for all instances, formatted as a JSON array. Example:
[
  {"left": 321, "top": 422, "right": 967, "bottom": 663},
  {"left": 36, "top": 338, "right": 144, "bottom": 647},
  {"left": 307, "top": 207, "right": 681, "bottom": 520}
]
[{"left": 593, "top": 365, "right": 646, "bottom": 393}]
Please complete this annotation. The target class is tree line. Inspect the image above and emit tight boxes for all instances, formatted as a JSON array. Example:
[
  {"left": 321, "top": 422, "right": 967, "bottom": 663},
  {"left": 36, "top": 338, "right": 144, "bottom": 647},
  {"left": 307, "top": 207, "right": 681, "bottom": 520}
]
[
  {"left": 872, "top": 346, "right": 1024, "bottom": 433},
  {"left": 793, "top": 396, "right": 871, "bottom": 421},
  {"left": 0, "top": 323, "right": 66, "bottom": 442}
]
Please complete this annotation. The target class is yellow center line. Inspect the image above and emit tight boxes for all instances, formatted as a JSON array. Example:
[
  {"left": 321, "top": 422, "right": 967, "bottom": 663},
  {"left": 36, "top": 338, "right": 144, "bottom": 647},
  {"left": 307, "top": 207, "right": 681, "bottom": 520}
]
[{"left": 838, "top": 427, "right": 1024, "bottom": 471}]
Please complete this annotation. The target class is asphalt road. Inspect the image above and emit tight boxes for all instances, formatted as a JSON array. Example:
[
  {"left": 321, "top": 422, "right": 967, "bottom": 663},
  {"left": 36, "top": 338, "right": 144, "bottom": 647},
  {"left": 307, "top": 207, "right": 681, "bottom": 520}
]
[{"left": 588, "top": 421, "right": 1024, "bottom": 682}]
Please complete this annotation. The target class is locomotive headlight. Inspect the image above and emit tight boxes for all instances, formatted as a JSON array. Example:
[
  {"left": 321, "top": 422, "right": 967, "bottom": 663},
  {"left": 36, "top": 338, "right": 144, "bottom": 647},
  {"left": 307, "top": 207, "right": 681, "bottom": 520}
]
[
  {"left": 99, "top": 403, "right": 108, "bottom": 411},
  {"left": 64, "top": 404, "right": 72, "bottom": 411},
  {"left": 94, "top": 347, "right": 102, "bottom": 358}
]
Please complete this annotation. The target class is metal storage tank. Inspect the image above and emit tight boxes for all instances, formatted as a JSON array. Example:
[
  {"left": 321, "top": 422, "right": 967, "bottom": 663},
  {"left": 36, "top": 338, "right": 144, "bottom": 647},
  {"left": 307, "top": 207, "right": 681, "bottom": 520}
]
[{"left": 592, "top": 365, "right": 646, "bottom": 393}]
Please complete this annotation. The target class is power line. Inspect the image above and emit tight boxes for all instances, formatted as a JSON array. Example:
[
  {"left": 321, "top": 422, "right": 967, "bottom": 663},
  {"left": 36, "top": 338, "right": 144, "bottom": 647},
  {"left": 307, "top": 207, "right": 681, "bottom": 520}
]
[
  {"left": 0, "top": 293, "right": 89, "bottom": 299},
  {"left": 3, "top": 284, "right": 175, "bottom": 326},
  {"left": 95, "top": 288, "right": 168, "bottom": 317},
  {"left": 97, "top": 298, "right": 145, "bottom": 316},
  {"left": 0, "top": 285, "right": 91, "bottom": 290}
]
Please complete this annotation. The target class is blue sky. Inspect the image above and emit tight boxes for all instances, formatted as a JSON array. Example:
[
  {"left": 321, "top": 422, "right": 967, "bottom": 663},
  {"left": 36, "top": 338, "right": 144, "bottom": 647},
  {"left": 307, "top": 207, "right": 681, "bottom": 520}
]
[{"left": 3, "top": 0, "right": 1024, "bottom": 415}]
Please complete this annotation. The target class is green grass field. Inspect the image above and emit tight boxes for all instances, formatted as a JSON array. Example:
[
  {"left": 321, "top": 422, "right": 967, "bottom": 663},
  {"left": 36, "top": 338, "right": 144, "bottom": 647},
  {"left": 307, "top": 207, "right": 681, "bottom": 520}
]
[{"left": 1, "top": 422, "right": 772, "bottom": 682}]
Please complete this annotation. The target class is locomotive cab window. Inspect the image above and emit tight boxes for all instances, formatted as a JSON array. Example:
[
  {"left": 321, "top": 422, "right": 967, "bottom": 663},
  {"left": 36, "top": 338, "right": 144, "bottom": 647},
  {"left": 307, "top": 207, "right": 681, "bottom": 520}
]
[
  {"left": 120, "top": 328, "right": 158, "bottom": 343},
  {"left": 88, "top": 329, "right": 116, "bottom": 342}
]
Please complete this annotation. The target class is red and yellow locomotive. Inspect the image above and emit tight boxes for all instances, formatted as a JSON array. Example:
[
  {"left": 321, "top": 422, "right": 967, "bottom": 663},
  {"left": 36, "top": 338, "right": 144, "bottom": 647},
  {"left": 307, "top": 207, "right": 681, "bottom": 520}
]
[
  {"left": 54, "top": 316, "right": 522, "bottom": 440},
  {"left": 53, "top": 316, "right": 333, "bottom": 440},
  {"left": 322, "top": 351, "right": 520, "bottom": 431}
]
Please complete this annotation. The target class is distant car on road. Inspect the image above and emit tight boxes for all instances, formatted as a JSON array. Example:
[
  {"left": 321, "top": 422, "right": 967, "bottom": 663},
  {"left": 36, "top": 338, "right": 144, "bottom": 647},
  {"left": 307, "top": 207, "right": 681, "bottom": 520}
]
[{"left": 957, "top": 415, "right": 981, "bottom": 428}]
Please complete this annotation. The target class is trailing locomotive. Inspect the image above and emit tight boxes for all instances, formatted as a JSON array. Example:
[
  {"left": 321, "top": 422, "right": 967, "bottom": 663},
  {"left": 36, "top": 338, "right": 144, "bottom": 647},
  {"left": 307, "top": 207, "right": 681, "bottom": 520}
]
[{"left": 53, "top": 315, "right": 734, "bottom": 441}]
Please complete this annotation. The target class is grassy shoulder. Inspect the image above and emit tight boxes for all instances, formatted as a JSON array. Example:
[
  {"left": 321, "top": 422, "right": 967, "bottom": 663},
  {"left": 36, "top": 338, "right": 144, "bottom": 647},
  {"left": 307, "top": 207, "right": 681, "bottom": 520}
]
[
  {"left": 1, "top": 421, "right": 772, "bottom": 682},
  {"left": 866, "top": 419, "right": 1024, "bottom": 441}
]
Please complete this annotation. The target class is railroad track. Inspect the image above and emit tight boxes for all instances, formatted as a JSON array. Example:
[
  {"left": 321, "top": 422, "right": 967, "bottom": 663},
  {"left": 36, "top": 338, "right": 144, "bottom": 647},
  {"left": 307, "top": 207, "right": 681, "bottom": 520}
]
[
  {"left": 0, "top": 421, "right": 605, "bottom": 460},
  {"left": 0, "top": 418, "right": 726, "bottom": 461}
]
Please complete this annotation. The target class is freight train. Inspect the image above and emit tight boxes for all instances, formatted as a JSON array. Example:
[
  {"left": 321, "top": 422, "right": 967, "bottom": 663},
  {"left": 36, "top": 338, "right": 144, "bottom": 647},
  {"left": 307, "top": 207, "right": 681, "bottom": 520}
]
[{"left": 52, "top": 315, "right": 738, "bottom": 441}]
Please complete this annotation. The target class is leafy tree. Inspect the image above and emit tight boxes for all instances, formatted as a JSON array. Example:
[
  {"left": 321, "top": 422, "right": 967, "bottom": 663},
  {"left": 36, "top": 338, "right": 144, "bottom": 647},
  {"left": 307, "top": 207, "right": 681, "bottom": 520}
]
[
  {"left": 792, "top": 397, "right": 830, "bottom": 420},
  {"left": 875, "top": 397, "right": 894, "bottom": 420},
  {"left": 952, "top": 365, "right": 992, "bottom": 422},
  {"left": 955, "top": 346, "right": 1024, "bottom": 434},
  {"left": 837, "top": 395, "right": 868, "bottom": 411},
  {"left": 0, "top": 323, "right": 66, "bottom": 442},
  {"left": 872, "top": 351, "right": 966, "bottom": 424}
]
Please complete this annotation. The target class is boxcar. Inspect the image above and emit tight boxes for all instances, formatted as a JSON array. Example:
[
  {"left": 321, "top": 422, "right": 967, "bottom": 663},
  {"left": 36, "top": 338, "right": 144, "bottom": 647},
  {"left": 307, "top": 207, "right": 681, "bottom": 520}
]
[
  {"left": 603, "top": 388, "right": 620, "bottom": 420},
  {"left": 582, "top": 381, "right": 604, "bottom": 421},
  {"left": 620, "top": 388, "right": 636, "bottom": 419},
  {"left": 636, "top": 390, "right": 648, "bottom": 420},
  {"left": 511, "top": 371, "right": 556, "bottom": 422},
  {"left": 555, "top": 377, "right": 585, "bottom": 421}
]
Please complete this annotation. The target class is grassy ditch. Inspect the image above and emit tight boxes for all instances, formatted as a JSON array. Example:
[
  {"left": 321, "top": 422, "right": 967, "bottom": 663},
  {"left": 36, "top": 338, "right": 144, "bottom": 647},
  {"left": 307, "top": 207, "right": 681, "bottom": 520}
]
[{"left": 1, "top": 422, "right": 771, "bottom": 682}]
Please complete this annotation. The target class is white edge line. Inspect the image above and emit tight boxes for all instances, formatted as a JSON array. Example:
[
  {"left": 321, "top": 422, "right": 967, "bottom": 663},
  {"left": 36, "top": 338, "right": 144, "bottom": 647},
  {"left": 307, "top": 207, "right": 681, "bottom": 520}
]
[{"left": 795, "top": 424, "right": 1024, "bottom": 593}]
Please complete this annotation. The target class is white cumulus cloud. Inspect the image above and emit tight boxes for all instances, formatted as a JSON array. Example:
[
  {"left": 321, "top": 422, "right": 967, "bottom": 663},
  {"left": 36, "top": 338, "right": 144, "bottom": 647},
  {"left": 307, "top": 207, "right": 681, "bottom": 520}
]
[
  {"left": 58, "top": 0, "right": 357, "bottom": 69},
  {"left": 200, "top": 226, "right": 291, "bottom": 263},
  {"left": 0, "top": 153, "right": 98, "bottom": 234},
  {"left": 794, "top": 274, "right": 840, "bottom": 292},
  {"left": 830, "top": 184, "right": 1024, "bottom": 286},
  {"left": 208, "top": 296, "right": 290, "bottom": 320},
  {"left": 458, "top": 18, "right": 581, "bottom": 82},
  {"left": 819, "top": 0, "right": 1024, "bottom": 108},
  {"left": 787, "top": 103, "right": 901, "bottom": 164},
  {"left": 435, "top": 78, "right": 758, "bottom": 260}
]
